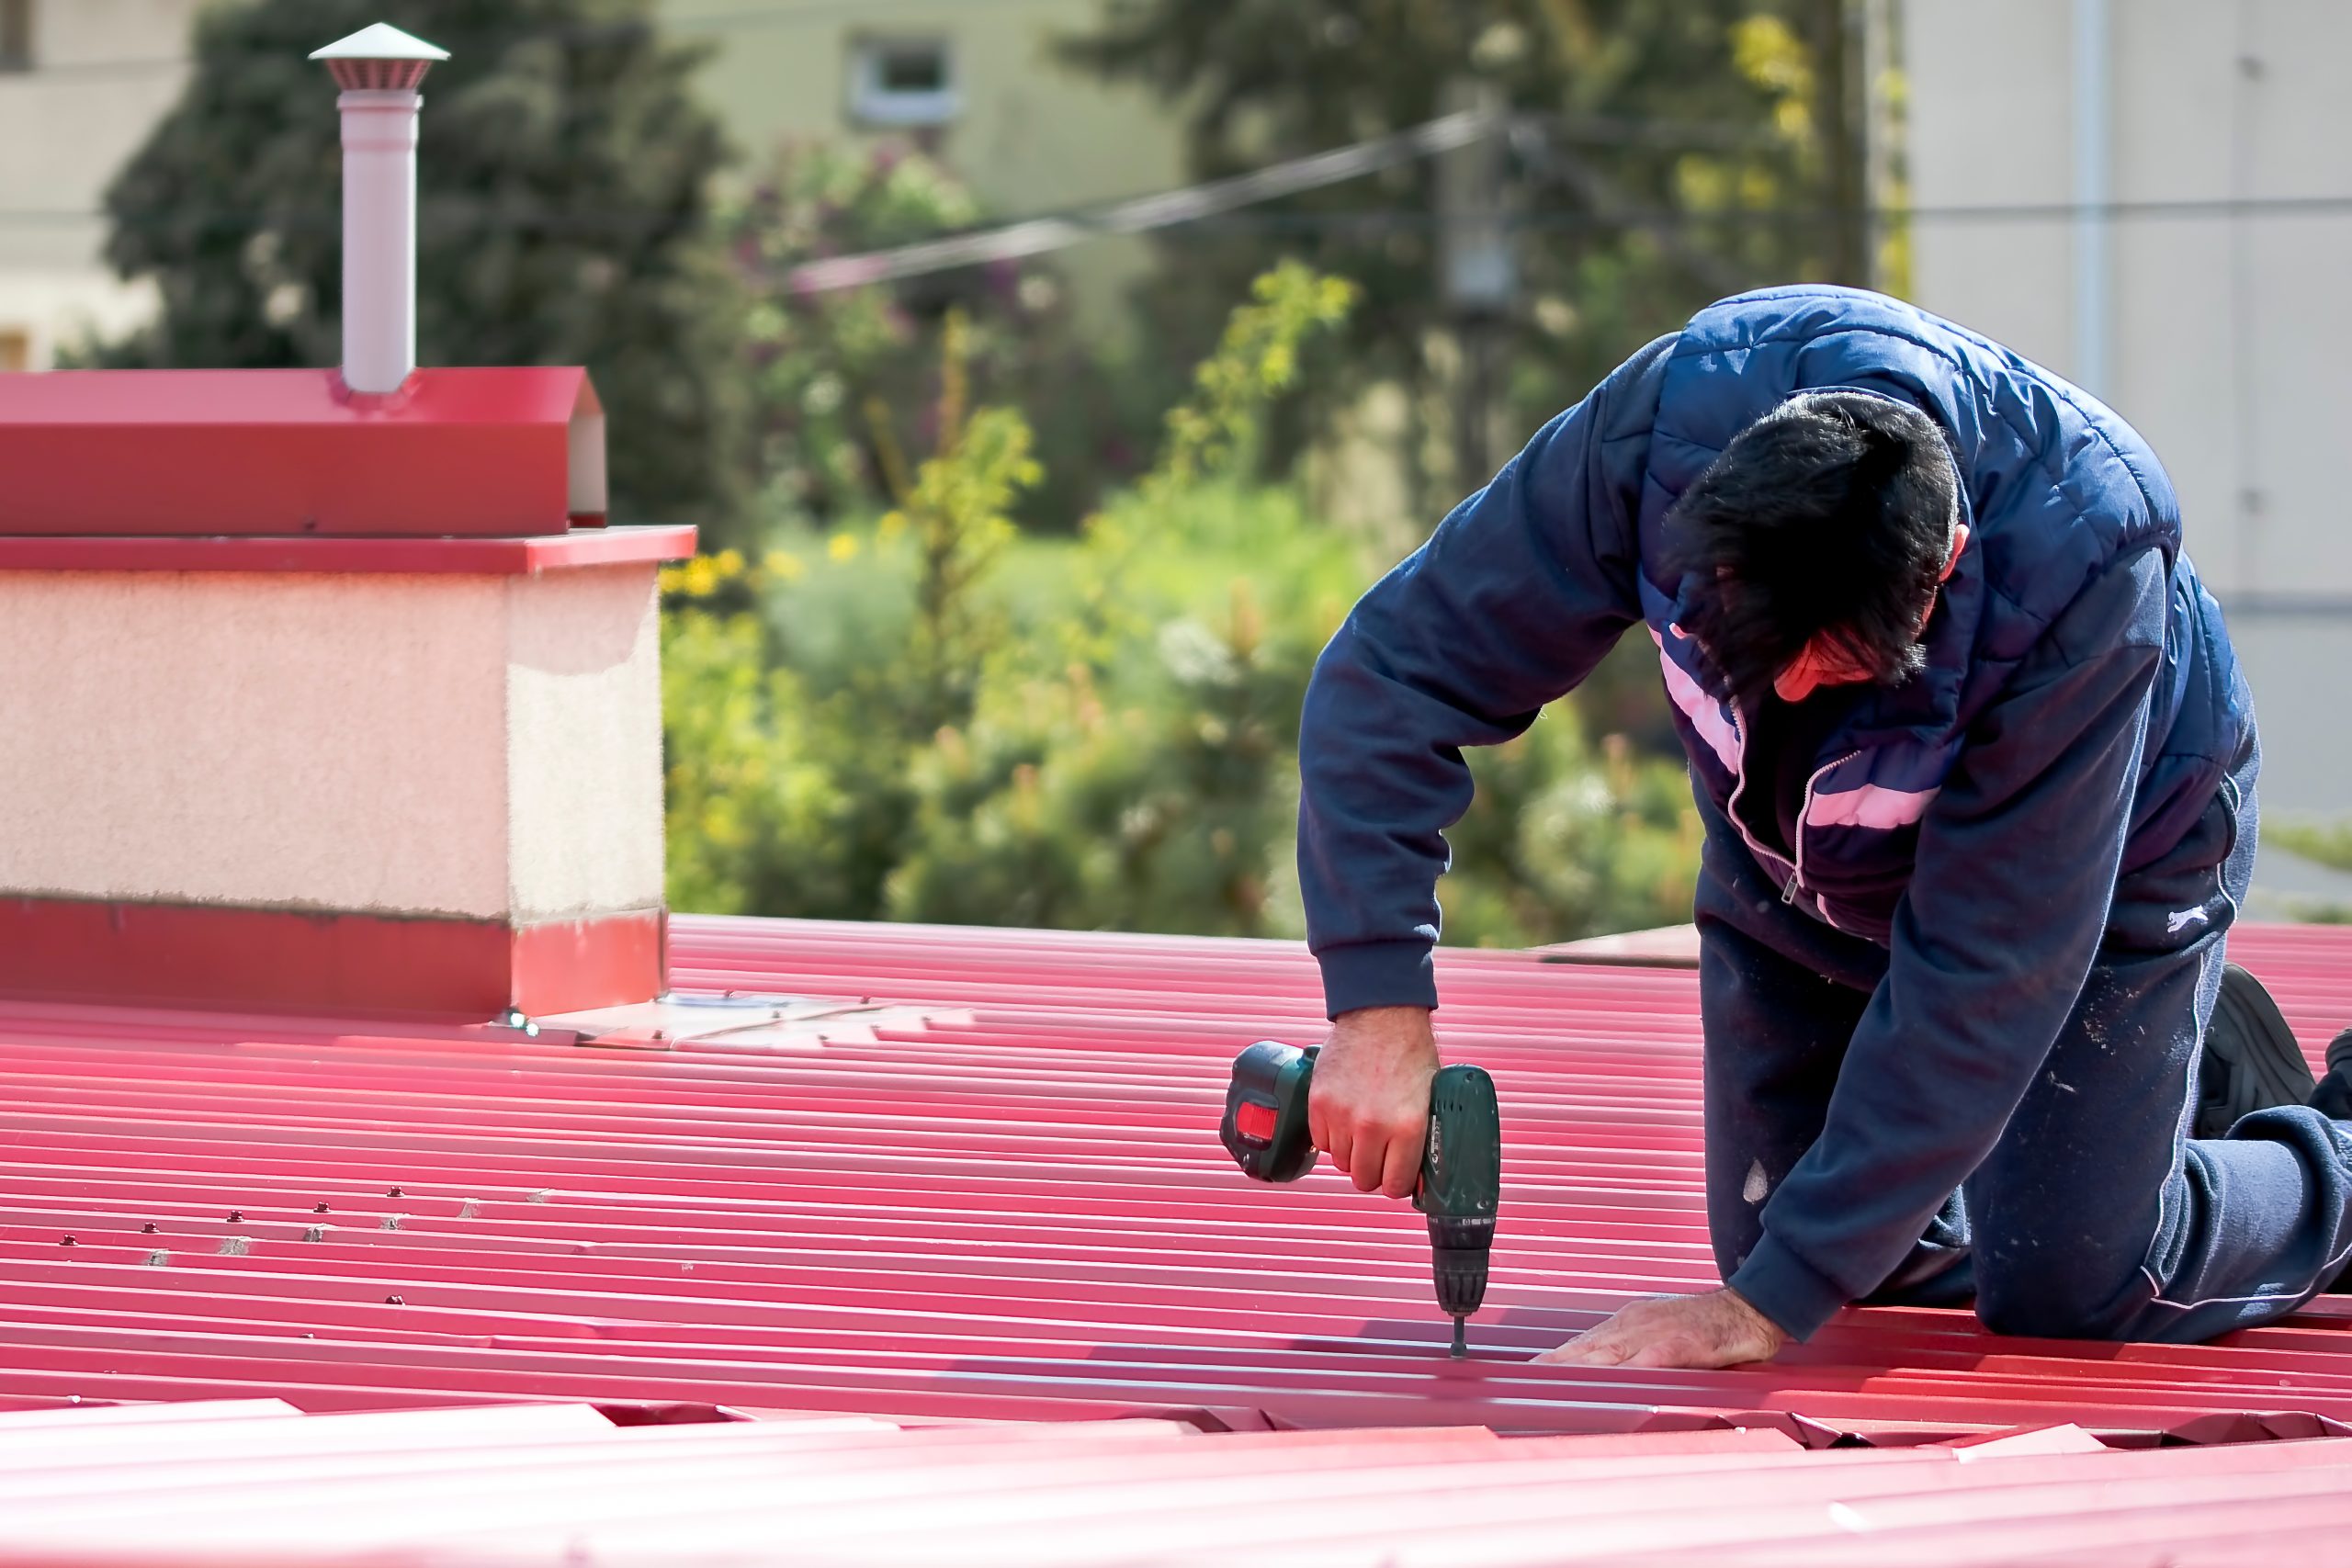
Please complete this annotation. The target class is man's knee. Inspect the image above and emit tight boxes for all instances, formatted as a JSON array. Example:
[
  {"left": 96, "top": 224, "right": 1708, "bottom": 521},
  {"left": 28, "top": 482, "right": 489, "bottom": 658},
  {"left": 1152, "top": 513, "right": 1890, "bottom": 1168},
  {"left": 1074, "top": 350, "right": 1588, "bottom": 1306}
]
[{"left": 1973, "top": 1248, "right": 2145, "bottom": 1339}]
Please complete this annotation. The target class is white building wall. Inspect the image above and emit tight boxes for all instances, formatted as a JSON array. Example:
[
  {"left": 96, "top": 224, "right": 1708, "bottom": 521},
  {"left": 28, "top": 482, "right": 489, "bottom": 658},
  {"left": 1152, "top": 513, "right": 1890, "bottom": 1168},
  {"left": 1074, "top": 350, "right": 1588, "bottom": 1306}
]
[
  {"left": 1900, "top": 0, "right": 2352, "bottom": 911},
  {"left": 0, "top": 0, "right": 196, "bottom": 367}
]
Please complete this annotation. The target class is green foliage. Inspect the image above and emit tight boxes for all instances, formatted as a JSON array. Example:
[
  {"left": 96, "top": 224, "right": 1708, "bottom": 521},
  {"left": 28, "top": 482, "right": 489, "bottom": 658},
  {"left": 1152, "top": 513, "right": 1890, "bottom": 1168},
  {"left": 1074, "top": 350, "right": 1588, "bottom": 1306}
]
[
  {"left": 85, "top": 0, "right": 749, "bottom": 529},
  {"left": 2269, "top": 818, "right": 2352, "bottom": 876},
  {"left": 720, "top": 140, "right": 1158, "bottom": 537},
  {"left": 721, "top": 141, "right": 987, "bottom": 533},
  {"left": 1057, "top": 0, "right": 1860, "bottom": 511},
  {"left": 1153, "top": 266, "right": 1361, "bottom": 491},
  {"left": 662, "top": 265, "right": 1704, "bottom": 947},
  {"left": 887, "top": 588, "right": 1308, "bottom": 934},
  {"left": 1449, "top": 718, "right": 1705, "bottom": 946},
  {"left": 876, "top": 313, "right": 1044, "bottom": 739}
]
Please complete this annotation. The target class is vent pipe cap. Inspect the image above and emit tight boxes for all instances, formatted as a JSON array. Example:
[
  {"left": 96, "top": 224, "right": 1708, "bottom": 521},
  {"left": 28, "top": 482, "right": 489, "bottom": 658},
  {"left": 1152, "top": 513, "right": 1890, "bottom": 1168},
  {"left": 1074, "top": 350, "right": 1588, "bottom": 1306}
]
[{"left": 311, "top": 22, "right": 449, "bottom": 93}]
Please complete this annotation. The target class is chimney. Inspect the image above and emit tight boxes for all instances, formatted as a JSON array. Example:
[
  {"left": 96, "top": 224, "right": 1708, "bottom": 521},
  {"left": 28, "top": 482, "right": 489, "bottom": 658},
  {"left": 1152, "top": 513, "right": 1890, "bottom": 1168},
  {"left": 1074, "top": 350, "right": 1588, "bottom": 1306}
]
[
  {"left": 0, "top": 23, "right": 693, "bottom": 1021},
  {"left": 311, "top": 23, "right": 448, "bottom": 395}
]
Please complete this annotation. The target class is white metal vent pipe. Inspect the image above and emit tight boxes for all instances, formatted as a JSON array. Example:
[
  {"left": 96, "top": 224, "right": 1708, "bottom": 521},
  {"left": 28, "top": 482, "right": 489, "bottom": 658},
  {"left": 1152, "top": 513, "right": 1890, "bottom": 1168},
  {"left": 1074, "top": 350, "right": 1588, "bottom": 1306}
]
[{"left": 311, "top": 24, "right": 449, "bottom": 395}]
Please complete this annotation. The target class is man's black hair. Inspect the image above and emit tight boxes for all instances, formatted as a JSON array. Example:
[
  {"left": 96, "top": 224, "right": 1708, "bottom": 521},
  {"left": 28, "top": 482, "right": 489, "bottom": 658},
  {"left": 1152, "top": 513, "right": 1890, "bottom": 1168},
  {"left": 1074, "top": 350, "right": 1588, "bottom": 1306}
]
[{"left": 1662, "top": 389, "right": 1960, "bottom": 706}]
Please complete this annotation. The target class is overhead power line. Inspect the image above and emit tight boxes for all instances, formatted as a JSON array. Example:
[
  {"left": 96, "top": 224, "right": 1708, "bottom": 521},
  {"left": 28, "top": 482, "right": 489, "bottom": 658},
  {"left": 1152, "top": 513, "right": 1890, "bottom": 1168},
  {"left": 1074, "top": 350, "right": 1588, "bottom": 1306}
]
[
  {"left": 786, "top": 108, "right": 1500, "bottom": 293},
  {"left": 2, "top": 188, "right": 2349, "bottom": 242},
  {"left": 780, "top": 185, "right": 2352, "bottom": 290}
]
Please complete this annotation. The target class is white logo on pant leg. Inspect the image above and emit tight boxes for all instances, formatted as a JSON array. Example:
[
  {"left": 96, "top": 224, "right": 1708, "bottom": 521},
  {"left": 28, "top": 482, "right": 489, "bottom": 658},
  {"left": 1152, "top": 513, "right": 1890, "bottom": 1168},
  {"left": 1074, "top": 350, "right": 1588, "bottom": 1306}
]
[
  {"left": 1743, "top": 1160, "right": 1770, "bottom": 1204},
  {"left": 2167, "top": 907, "right": 2211, "bottom": 935}
]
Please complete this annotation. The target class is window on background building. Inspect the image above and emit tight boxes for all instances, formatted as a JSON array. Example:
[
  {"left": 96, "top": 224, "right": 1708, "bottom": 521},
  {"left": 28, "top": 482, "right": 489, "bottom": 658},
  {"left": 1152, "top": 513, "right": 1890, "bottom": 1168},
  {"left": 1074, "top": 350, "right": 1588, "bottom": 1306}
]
[
  {"left": 847, "top": 35, "right": 957, "bottom": 128},
  {"left": 0, "top": 0, "right": 31, "bottom": 73},
  {"left": 0, "top": 331, "right": 29, "bottom": 373}
]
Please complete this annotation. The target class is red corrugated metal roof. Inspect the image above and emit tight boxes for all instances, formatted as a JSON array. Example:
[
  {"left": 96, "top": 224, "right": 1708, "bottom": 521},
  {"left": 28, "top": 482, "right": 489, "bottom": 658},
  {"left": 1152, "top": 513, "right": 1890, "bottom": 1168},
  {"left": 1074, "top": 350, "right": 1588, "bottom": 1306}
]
[
  {"left": 6, "top": 917, "right": 2352, "bottom": 1560},
  {"left": 1, "top": 1400, "right": 2348, "bottom": 1565}
]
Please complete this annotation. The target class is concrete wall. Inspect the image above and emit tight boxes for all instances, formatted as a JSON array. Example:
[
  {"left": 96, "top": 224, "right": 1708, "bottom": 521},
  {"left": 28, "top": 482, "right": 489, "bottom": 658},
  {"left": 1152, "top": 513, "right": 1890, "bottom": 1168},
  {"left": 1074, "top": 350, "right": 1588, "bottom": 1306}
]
[
  {"left": 505, "top": 564, "right": 666, "bottom": 923},
  {"left": 0, "top": 567, "right": 663, "bottom": 922},
  {"left": 1899, "top": 0, "right": 2352, "bottom": 910}
]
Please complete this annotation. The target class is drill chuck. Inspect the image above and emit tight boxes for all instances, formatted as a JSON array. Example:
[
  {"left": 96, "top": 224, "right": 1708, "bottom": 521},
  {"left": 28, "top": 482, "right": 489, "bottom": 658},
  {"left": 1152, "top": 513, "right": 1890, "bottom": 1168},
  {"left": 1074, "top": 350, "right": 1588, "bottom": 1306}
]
[{"left": 1427, "top": 1217, "right": 1496, "bottom": 1319}]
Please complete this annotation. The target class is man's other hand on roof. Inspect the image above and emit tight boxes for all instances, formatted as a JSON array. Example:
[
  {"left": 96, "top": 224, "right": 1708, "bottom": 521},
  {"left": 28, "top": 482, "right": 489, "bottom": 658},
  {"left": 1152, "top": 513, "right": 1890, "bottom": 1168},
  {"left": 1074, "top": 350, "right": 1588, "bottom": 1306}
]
[
  {"left": 1534, "top": 1287, "right": 1790, "bottom": 1370},
  {"left": 1308, "top": 1006, "right": 1437, "bottom": 1201}
]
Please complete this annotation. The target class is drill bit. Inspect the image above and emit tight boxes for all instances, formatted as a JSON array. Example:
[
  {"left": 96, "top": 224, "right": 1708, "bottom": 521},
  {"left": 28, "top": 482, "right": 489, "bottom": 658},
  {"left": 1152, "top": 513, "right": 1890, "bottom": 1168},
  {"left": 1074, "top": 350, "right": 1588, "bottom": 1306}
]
[{"left": 1450, "top": 1315, "right": 1467, "bottom": 1358}]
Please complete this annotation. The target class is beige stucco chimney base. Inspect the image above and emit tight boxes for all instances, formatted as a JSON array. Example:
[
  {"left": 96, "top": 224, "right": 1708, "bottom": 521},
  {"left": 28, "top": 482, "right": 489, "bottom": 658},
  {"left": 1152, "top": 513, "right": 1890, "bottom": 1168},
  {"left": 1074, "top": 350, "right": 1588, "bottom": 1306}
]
[{"left": 0, "top": 534, "right": 687, "bottom": 1017}]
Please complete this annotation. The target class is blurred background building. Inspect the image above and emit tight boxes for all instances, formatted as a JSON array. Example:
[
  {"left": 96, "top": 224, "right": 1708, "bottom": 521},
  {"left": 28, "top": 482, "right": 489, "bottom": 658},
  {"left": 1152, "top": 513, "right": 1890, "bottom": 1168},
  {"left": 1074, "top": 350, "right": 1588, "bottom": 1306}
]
[
  {"left": 0, "top": 0, "right": 2345, "bottom": 931},
  {"left": 1901, "top": 0, "right": 2352, "bottom": 901},
  {"left": 662, "top": 0, "right": 1182, "bottom": 333},
  {"left": 0, "top": 0, "right": 195, "bottom": 370},
  {"left": 0, "top": 0, "right": 1185, "bottom": 367}
]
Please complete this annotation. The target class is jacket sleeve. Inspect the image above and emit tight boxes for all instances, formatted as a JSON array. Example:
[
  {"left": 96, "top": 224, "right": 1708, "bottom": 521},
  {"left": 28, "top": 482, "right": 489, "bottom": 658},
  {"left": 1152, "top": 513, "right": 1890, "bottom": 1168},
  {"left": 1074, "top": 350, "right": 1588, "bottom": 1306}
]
[
  {"left": 1296, "top": 334, "right": 1672, "bottom": 1019},
  {"left": 1727, "top": 547, "right": 2171, "bottom": 1339}
]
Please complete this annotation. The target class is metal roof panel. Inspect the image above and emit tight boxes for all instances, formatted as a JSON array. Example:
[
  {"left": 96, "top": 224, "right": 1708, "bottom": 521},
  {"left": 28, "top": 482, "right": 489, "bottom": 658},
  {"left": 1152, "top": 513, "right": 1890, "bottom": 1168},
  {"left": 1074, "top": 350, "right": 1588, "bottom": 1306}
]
[{"left": 2, "top": 916, "right": 2350, "bottom": 1557}]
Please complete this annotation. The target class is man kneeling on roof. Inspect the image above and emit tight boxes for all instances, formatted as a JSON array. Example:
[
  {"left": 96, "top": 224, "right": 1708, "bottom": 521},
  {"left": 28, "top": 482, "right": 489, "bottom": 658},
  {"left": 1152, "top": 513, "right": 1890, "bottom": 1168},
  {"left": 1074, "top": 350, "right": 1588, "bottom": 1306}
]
[{"left": 1297, "top": 285, "right": 2352, "bottom": 1367}]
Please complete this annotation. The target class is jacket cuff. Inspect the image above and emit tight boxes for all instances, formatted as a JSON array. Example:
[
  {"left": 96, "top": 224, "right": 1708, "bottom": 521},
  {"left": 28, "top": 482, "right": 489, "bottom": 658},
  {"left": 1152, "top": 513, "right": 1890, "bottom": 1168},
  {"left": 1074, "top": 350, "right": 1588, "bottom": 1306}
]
[
  {"left": 1726, "top": 1230, "right": 1848, "bottom": 1343},
  {"left": 1316, "top": 940, "right": 1439, "bottom": 1019}
]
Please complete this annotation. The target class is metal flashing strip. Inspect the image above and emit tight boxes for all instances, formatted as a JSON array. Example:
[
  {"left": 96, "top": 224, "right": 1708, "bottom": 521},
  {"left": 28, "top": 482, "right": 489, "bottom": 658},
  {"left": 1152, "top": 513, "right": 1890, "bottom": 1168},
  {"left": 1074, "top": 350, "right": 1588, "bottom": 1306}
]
[
  {"left": 0, "top": 524, "right": 694, "bottom": 575},
  {"left": 6, "top": 1402, "right": 2352, "bottom": 1563}
]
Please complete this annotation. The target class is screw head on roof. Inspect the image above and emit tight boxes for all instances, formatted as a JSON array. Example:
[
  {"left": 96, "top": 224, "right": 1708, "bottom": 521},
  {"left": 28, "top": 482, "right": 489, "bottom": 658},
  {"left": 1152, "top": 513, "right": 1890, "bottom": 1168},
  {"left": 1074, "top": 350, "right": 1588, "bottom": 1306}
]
[
  {"left": 388, "top": 1186, "right": 403, "bottom": 1198},
  {"left": 384, "top": 1294, "right": 404, "bottom": 1305},
  {"left": 314, "top": 1202, "right": 331, "bottom": 1213},
  {"left": 58, "top": 1235, "right": 74, "bottom": 1247},
  {"left": 141, "top": 1223, "right": 157, "bottom": 1235},
  {"left": 227, "top": 1210, "right": 243, "bottom": 1224}
]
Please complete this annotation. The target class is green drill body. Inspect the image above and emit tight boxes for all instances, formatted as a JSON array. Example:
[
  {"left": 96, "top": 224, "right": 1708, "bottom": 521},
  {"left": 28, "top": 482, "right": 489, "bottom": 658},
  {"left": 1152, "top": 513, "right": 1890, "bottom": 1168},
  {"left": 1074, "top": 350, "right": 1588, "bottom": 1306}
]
[{"left": 1219, "top": 1042, "right": 1501, "bottom": 1355}]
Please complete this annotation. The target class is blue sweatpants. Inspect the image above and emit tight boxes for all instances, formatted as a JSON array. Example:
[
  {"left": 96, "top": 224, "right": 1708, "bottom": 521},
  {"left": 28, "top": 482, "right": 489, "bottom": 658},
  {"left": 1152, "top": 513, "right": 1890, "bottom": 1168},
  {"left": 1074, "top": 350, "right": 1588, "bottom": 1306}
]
[{"left": 1697, "top": 739, "right": 2352, "bottom": 1340}]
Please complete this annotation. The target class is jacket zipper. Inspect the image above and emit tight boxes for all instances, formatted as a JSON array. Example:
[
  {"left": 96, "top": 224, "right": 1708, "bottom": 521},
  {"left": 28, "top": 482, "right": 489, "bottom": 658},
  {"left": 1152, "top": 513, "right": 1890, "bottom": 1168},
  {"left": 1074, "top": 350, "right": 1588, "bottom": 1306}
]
[
  {"left": 1720, "top": 687, "right": 1861, "bottom": 918},
  {"left": 1792, "top": 751, "right": 1862, "bottom": 922},
  {"left": 1719, "top": 694, "right": 1795, "bottom": 896}
]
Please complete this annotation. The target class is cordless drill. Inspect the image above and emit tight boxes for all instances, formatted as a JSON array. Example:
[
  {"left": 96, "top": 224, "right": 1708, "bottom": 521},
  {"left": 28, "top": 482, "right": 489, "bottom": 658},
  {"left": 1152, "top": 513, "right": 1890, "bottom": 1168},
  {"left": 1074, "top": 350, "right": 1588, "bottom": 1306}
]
[{"left": 1219, "top": 1042, "right": 1501, "bottom": 1356}]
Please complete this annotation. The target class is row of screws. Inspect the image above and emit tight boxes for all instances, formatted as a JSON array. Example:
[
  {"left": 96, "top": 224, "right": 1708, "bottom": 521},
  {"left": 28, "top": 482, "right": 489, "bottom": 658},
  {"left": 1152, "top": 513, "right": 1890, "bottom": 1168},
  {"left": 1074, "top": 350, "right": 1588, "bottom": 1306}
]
[{"left": 62, "top": 1186, "right": 419, "bottom": 1246}]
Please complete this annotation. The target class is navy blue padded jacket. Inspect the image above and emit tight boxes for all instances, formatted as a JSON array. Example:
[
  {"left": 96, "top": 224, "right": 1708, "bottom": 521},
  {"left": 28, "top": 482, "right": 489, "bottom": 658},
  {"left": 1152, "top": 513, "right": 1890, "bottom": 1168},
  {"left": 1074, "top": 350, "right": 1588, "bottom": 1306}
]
[{"left": 1297, "top": 286, "right": 2254, "bottom": 1338}]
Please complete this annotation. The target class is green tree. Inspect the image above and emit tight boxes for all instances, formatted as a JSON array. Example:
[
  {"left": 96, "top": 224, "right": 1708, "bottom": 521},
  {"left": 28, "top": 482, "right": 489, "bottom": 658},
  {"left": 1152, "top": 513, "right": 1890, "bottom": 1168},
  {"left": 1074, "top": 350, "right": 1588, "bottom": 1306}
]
[
  {"left": 721, "top": 140, "right": 1160, "bottom": 537},
  {"left": 1059, "top": 0, "right": 1859, "bottom": 513},
  {"left": 660, "top": 263, "right": 1704, "bottom": 946},
  {"left": 86, "top": 0, "right": 748, "bottom": 531},
  {"left": 659, "top": 302, "right": 1049, "bottom": 922},
  {"left": 662, "top": 265, "right": 1359, "bottom": 930}
]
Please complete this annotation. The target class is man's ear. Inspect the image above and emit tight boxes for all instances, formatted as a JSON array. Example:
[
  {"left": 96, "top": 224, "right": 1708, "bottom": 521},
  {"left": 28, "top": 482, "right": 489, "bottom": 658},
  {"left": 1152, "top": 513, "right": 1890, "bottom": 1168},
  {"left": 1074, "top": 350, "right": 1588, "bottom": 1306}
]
[{"left": 1939, "top": 522, "right": 1971, "bottom": 583}]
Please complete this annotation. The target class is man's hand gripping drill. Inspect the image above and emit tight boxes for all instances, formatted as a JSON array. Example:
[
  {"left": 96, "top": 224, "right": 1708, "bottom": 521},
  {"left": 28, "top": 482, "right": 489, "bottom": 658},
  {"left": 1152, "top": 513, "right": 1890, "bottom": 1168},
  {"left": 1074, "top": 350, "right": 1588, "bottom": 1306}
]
[{"left": 1308, "top": 1006, "right": 1440, "bottom": 1199}]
